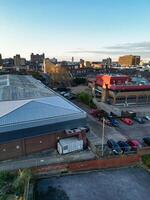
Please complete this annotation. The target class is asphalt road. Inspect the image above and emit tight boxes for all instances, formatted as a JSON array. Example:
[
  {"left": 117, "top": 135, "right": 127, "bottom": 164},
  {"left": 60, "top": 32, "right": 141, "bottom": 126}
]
[{"left": 35, "top": 167, "right": 150, "bottom": 200}]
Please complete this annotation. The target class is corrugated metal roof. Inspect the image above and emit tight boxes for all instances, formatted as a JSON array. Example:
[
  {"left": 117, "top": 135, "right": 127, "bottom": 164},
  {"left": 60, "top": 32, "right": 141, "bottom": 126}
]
[
  {"left": 0, "top": 75, "right": 87, "bottom": 134},
  {"left": 0, "top": 100, "right": 80, "bottom": 126}
]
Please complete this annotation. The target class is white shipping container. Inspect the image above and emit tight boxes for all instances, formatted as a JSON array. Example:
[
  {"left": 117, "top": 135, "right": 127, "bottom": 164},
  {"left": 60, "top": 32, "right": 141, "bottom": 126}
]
[{"left": 57, "top": 137, "right": 83, "bottom": 154}]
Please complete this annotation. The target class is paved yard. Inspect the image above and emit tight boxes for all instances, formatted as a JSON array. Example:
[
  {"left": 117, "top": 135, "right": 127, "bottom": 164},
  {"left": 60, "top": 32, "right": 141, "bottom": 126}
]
[
  {"left": 35, "top": 167, "right": 150, "bottom": 200},
  {"left": 71, "top": 99, "right": 150, "bottom": 144}
]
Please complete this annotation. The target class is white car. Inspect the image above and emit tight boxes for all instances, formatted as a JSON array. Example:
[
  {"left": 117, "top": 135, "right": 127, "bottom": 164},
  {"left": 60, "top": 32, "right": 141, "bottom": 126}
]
[{"left": 144, "top": 116, "right": 150, "bottom": 120}]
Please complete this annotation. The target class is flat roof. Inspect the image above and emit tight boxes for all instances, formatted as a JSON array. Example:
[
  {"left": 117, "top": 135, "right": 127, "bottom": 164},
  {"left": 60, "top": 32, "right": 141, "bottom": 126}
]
[{"left": 0, "top": 75, "right": 86, "bottom": 136}]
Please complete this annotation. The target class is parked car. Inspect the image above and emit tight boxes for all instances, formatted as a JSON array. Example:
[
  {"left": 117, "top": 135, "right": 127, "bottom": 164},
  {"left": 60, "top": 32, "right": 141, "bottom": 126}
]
[
  {"left": 143, "top": 137, "right": 150, "bottom": 146},
  {"left": 133, "top": 117, "right": 145, "bottom": 124},
  {"left": 89, "top": 109, "right": 100, "bottom": 118},
  {"left": 121, "top": 118, "right": 133, "bottom": 125},
  {"left": 99, "top": 118, "right": 112, "bottom": 126},
  {"left": 117, "top": 141, "right": 131, "bottom": 153},
  {"left": 107, "top": 116, "right": 119, "bottom": 127},
  {"left": 144, "top": 116, "right": 150, "bottom": 121},
  {"left": 127, "top": 139, "right": 141, "bottom": 150},
  {"left": 107, "top": 139, "right": 122, "bottom": 155}
]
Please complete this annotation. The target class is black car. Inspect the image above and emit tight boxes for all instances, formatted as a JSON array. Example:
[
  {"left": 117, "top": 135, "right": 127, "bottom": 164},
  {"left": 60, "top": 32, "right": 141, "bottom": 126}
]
[
  {"left": 107, "top": 139, "right": 122, "bottom": 155},
  {"left": 134, "top": 117, "right": 145, "bottom": 124},
  {"left": 143, "top": 137, "right": 150, "bottom": 146},
  {"left": 117, "top": 141, "right": 131, "bottom": 153}
]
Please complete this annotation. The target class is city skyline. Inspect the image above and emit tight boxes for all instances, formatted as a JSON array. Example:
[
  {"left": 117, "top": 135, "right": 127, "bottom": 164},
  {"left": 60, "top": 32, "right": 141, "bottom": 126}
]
[{"left": 0, "top": 0, "right": 150, "bottom": 61}]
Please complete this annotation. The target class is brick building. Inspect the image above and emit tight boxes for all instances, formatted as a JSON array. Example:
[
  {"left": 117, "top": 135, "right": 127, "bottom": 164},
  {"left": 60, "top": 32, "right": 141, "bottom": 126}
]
[{"left": 0, "top": 75, "right": 87, "bottom": 160}]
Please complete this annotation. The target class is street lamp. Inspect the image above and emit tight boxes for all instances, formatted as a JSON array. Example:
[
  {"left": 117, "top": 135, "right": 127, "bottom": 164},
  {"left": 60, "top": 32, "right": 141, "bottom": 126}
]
[{"left": 101, "top": 117, "right": 105, "bottom": 157}]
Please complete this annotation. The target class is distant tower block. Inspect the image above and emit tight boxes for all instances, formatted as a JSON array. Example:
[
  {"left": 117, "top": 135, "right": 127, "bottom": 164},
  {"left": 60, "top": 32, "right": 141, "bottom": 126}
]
[{"left": 72, "top": 57, "right": 74, "bottom": 63}]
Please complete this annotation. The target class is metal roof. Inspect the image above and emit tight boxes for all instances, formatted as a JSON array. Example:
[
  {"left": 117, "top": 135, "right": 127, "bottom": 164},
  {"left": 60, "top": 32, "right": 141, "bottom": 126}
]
[{"left": 0, "top": 75, "right": 86, "bottom": 134}]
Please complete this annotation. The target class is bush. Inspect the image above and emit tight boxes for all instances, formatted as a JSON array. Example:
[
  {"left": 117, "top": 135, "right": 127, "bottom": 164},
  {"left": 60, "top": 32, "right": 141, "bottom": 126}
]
[
  {"left": 77, "top": 92, "right": 96, "bottom": 108},
  {"left": 73, "top": 77, "right": 86, "bottom": 85},
  {"left": 142, "top": 155, "right": 150, "bottom": 168}
]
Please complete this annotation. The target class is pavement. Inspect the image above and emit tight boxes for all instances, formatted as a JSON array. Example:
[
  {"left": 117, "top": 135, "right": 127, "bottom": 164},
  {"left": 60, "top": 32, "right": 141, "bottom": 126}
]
[
  {"left": 35, "top": 167, "right": 150, "bottom": 200},
  {"left": 0, "top": 150, "right": 95, "bottom": 172}
]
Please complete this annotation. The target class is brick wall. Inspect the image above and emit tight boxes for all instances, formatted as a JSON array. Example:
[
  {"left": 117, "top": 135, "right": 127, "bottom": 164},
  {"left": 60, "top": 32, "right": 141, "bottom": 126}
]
[
  {"left": 32, "top": 154, "right": 140, "bottom": 174},
  {"left": 0, "top": 140, "right": 23, "bottom": 160}
]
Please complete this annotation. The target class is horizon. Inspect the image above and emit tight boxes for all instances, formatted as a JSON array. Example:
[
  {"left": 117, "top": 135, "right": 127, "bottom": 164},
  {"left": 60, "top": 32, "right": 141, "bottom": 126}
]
[{"left": 0, "top": 0, "right": 150, "bottom": 61}]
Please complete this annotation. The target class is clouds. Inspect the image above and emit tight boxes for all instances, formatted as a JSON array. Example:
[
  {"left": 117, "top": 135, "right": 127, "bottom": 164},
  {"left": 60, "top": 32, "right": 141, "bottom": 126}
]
[
  {"left": 68, "top": 41, "right": 150, "bottom": 59},
  {"left": 105, "top": 41, "right": 150, "bottom": 51}
]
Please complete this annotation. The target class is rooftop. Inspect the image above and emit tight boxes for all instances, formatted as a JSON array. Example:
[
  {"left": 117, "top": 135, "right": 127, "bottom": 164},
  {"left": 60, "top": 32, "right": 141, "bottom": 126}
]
[
  {"left": 0, "top": 75, "right": 86, "bottom": 135},
  {"left": 0, "top": 74, "right": 54, "bottom": 101}
]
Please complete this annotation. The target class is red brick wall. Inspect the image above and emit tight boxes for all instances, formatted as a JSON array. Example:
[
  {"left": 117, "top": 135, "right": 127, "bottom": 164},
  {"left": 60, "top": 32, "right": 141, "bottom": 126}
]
[
  {"left": 0, "top": 131, "right": 65, "bottom": 160},
  {"left": 32, "top": 155, "right": 140, "bottom": 174},
  {"left": 68, "top": 155, "right": 140, "bottom": 172},
  {"left": 0, "top": 140, "right": 24, "bottom": 160}
]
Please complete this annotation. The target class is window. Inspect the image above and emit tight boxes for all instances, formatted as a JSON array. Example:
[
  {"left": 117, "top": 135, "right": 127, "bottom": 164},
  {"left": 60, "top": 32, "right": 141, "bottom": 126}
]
[{"left": 63, "top": 145, "right": 68, "bottom": 150}]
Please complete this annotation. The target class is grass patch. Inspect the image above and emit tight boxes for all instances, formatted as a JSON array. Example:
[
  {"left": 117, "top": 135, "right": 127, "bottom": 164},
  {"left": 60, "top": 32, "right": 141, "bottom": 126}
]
[
  {"left": 142, "top": 155, "right": 150, "bottom": 168},
  {"left": 0, "top": 169, "right": 31, "bottom": 200}
]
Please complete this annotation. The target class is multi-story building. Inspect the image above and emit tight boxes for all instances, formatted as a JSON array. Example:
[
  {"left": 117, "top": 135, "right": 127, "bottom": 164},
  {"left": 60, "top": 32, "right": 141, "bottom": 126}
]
[
  {"left": 102, "top": 57, "right": 112, "bottom": 66},
  {"left": 0, "top": 54, "right": 2, "bottom": 66},
  {"left": 14, "top": 54, "right": 21, "bottom": 66},
  {"left": 31, "top": 53, "right": 45, "bottom": 64},
  {"left": 95, "top": 74, "right": 150, "bottom": 105},
  {"left": 20, "top": 58, "right": 26, "bottom": 66},
  {"left": 3, "top": 58, "right": 14, "bottom": 68},
  {"left": 118, "top": 55, "right": 140, "bottom": 67},
  {"left": 80, "top": 59, "right": 85, "bottom": 68},
  {"left": 85, "top": 61, "right": 91, "bottom": 68}
]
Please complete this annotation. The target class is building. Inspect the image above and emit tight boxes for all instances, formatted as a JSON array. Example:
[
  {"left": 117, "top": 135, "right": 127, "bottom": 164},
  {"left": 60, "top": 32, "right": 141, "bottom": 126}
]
[
  {"left": 14, "top": 54, "right": 21, "bottom": 66},
  {"left": 85, "top": 61, "right": 91, "bottom": 68},
  {"left": 2, "top": 58, "right": 14, "bottom": 68},
  {"left": 80, "top": 59, "right": 85, "bottom": 68},
  {"left": 20, "top": 58, "right": 26, "bottom": 66},
  {"left": 118, "top": 55, "right": 140, "bottom": 67},
  {"left": 50, "top": 57, "right": 57, "bottom": 64},
  {"left": 0, "top": 54, "right": 2, "bottom": 66},
  {"left": 102, "top": 57, "right": 112, "bottom": 66},
  {"left": 95, "top": 74, "right": 150, "bottom": 105},
  {"left": 0, "top": 75, "right": 87, "bottom": 160},
  {"left": 31, "top": 53, "right": 45, "bottom": 64}
]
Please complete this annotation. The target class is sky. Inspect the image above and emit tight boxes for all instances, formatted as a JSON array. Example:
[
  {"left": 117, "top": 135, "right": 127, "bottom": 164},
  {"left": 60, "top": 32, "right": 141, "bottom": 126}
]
[{"left": 0, "top": 0, "right": 150, "bottom": 61}]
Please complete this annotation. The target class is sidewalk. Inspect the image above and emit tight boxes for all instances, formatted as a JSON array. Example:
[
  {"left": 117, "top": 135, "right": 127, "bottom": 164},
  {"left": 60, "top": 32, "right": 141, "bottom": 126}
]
[{"left": 0, "top": 150, "right": 95, "bottom": 172}]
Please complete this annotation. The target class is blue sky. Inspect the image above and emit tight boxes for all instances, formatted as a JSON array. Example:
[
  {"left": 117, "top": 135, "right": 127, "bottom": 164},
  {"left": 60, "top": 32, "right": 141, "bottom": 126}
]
[{"left": 0, "top": 0, "right": 150, "bottom": 61}]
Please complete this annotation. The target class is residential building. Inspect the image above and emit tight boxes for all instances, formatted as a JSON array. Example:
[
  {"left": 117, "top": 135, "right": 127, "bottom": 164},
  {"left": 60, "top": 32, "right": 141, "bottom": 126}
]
[
  {"left": 31, "top": 53, "right": 45, "bottom": 64},
  {"left": 14, "top": 54, "right": 21, "bottom": 66},
  {"left": 20, "top": 58, "right": 26, "bottom": 66}
]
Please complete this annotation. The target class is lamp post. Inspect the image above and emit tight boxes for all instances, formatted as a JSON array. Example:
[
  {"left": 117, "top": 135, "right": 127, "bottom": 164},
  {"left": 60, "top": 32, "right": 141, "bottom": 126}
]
[{"left": 101, "top": 117, "right": 105, "bottom": 157}]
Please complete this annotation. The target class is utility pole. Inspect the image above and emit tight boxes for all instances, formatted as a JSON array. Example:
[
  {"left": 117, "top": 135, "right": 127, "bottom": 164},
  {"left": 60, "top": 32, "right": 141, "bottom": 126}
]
[{"left": 101, "top": 117, "right": 105, "bottom": 157}]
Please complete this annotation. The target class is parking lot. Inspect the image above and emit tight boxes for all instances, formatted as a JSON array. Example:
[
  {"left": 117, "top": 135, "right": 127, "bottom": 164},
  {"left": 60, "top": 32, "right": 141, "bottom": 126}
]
[{"left": 35, "top": 167, "right": 150, "bottom": 200}]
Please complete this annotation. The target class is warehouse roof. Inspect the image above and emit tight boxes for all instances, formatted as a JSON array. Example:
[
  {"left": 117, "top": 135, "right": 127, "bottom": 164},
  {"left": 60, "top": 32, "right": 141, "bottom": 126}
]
[
  {"left": 0, "top": 75, "right": 86, "bottom": 136},
  {"left": 0, "top": 74, "right": 54, "bottom": 101}
]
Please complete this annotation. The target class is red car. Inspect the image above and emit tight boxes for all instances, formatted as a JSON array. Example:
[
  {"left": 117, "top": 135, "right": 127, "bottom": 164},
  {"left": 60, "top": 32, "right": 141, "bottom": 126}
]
[
  {"left": 89, "top": 109, "right": 100, "bottom": 118},
  {"left": 127, "top": 139, "right": 141, "bottom": 150},
  {"left": 121, "top": 118, "right": 133, "bottom": 125}
]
